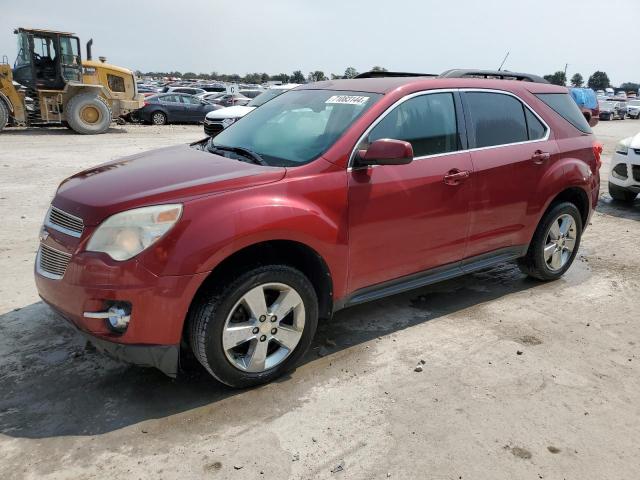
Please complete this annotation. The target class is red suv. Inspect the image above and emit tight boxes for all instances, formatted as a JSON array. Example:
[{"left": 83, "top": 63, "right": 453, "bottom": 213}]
[{"left": 35, "top": 71, "right": 602, "bottom": 387}]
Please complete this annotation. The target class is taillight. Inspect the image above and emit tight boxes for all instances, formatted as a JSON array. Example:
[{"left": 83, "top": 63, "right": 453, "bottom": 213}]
[
  {"left": 593, "top": 141, "right": 603, "bottom": 170},
  {"left": 143, "top": 101, "right": 149, "bottom": 107}
]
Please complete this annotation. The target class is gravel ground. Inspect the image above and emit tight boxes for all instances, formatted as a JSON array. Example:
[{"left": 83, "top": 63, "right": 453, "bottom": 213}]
[{"left": 1, "top": 120, "right": 639, "bottom": 480}]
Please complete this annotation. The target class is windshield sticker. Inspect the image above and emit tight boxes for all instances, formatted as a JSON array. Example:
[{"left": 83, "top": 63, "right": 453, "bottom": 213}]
[{"left": 325, "top": 95, "right": 369, "bottom": 106}]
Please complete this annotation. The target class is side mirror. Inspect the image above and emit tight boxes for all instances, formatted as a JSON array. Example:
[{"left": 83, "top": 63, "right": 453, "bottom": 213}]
[{"left": 356, "top": 139, "right": 414, "bottom": 167}]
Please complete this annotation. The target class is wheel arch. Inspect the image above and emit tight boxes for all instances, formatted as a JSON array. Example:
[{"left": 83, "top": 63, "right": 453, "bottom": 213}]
[
  {"left": 543, "top": 186, "right": 590, "bottom": 228},
  {"left": 186, "top": 239, "right": 334, "bottom": 333}
]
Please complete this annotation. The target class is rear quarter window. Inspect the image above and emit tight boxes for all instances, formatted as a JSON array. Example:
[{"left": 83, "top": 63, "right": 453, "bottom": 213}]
[{"left": 535, "top": 93, "right": 592, "bottom": 133}]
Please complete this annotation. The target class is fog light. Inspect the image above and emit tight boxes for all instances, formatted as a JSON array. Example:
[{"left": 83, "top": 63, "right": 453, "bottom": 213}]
[{"left": 84, "top": 305, "right": 131, "bottom": 332}]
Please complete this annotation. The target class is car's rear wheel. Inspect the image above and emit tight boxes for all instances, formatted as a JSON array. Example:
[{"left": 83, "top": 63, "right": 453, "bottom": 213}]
[
  {"left": 518, "top": 202, "right": 582, "bottom": 281},
  {"left": 609, "top": 182, "right": 637, "bottom": 202},
  {"left": 188, "top": 265, "right": 318, "bottom": 388},
  {"left": 151, "top": 111, "right": 167, "bottom": 125}
]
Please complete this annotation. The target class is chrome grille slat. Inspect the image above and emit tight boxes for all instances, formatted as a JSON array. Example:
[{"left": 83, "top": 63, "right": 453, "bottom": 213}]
[
  {"left": 37, "top": 244, "right": 72, "bottom": 279},
  {"left": 46, "top": 206, "right": 84, "bottom": 237}
]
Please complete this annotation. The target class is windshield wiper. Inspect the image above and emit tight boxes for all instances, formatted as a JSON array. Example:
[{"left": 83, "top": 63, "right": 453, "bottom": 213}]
[{"left": 207, "top": 143, "right": 268, "bottom": 166}]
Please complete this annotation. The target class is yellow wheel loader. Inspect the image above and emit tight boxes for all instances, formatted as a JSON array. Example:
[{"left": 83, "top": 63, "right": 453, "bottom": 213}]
[{"left": 0, "top": 28, "right": 143, "bottom": 134}]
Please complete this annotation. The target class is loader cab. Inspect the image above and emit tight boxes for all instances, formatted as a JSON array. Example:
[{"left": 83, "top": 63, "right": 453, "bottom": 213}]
[{"left": 12, "top": 28, "right": 82, "bottom": 90}]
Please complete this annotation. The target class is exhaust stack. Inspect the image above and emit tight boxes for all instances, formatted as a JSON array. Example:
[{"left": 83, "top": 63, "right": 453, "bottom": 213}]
[{"left": 86, "top": 38, "right": 93, "bottom": 60}]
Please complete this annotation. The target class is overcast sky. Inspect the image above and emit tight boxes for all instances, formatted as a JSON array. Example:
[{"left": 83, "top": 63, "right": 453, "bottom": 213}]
[{"left": 1, "top": 0, "right": 638, "bottom": 85}]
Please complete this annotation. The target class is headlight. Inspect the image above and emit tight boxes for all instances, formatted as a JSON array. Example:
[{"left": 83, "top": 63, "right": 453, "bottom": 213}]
[
  {"left": 615, "top": 142, "right": 629, "bottom": 155},
  {"left": 86, "top": 204, "right": 182, "bottom": 261}
]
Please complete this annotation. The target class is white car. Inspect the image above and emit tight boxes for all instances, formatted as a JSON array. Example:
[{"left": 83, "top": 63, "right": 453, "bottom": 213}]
[
  {"left": 609, "top": 132, "right": 640, "bottom": 202},
  {"left": 203, "top": 84, "right": 299, "bottom": 137},
  {"left": 627, "top": 99, "right": 640, "bottom": 119}
]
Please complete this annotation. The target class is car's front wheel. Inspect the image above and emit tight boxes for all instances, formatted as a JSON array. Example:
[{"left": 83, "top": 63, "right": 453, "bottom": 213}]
[
  {"left": 518, "top": 202, "right": 583, "bottom": 281},
  {"left": 188, "top": 265, "right": 318, "bottom": 388},
  {"left": 151, "top": 111, "right": 167, "bottom": 125}
]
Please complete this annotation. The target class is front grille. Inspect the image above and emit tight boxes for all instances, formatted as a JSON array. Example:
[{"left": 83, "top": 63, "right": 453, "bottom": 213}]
[
  {"left": 634, "top": 149, "right": 640, "bottom": 155},
  {"left": 46, "top": 206, "right": 84, "bottom": 237},
  {"left": 633, "top": 165, "right": 640, "bottom": 183},
  {"left": 204, "top": 122, "right": 224, "bottom": 137},
  {"left": 38, "top": 244, "right": 72, "bottom": 279}
]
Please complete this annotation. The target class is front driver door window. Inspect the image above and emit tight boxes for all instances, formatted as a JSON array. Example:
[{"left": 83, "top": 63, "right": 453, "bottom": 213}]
[{"left": 348, "top": 92, "right": 474, "bottom": 292}]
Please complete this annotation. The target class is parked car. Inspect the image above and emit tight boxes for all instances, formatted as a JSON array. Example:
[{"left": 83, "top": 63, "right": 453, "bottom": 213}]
[
  {"left": 616, "top": 91, "right": 627, "bottom": 98},
  {"left": 196, "top": 91, "right": 227, "bottom": 103},
  {"left": 160, "top": 86, "right": 207, "bottom": 96},
  {"left": 598, "top": 100, "right": 627, "bottom": 120},
  {"left": 35, "top": 73, "right": 601, "bottom": 387},
  {"left": 626, "top": 99, "right": 640, "bottom": 119},
  {"left": 135, "top": 94, "right": 222, "bottom": 125},
  {"left": 204, "top": 84, "right": 299, "bottom": 136},
  {"left": 199, "top": 83, "right": 226, "bottom": 93},
  {"left": 608, "top": 131, "right": 640, "bottom": 202},
  {"left": 211, "top": 93, "right": 251, "bottom": 107},
  {"left": 239, "top": 89, "right": 264, "bottom": 99},
  {"left": 570, "top": 87, "right": 599, "bottom": 126}
]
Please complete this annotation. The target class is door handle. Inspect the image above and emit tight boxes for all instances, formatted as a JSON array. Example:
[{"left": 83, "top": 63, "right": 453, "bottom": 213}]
[
  {"left": 443, "top": 169, "right": 471, "bottom": 186},
  {"left": 531, "top": 150, "right": 550, "bottom": 164}
]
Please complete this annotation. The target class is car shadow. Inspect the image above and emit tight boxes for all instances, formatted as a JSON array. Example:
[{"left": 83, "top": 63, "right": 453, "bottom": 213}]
[
  {"left": 0, "top": 262, "right": 552, "bottom": 439},
  {"left": 597, "top": 195, "right": 640, "bottom": 221}
]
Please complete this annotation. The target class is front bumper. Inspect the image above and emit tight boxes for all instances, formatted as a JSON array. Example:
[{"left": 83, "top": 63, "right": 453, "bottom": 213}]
[
  {"left": 35, "top": 243, "right": 208, "bottom": 376},
  {"left": 609, "top": 149, "right": 640, "bottom": 191}
]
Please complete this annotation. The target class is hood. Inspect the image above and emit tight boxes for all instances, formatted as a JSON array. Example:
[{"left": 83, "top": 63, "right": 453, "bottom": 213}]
[
  {"left": 205, "top": 105, "right": 255, "bottom": 120},
  {"left": 624, "top": 132, "right": 640, "bottom": 149},
  {"left": 53, "top": 144, "right": 285, "bottom": 225}
]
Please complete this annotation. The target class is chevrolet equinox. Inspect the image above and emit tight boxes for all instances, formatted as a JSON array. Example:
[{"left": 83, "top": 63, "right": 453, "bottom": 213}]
[{"left": 35, "top": 71, "right": 602, "bottom": 387}]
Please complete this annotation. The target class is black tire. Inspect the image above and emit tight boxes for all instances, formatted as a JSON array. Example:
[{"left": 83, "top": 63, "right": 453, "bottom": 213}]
[
  {"left": 518, "top": 202, "right": 583, "bottom": 281},
  {"left": 0, "top": 100, "right": 8, "bottom": 132},
  {"left": 188, "top": 265, "right": 318, "bottom": 388},
  {"left": 61, "top": 120, "right": 73, "bottom": 130},
  {"left": 608, "top": 182, "right": 637, "bottom": 202},
  {"left": 65, "top": 93, "right": 112, "bottom": 134},
  {"left": 151, "top": 111, "right": 167, "bottom": 125}
]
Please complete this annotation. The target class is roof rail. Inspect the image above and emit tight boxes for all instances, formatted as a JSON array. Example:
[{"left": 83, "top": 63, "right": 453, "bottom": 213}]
[
  {"left": 354, "top": 71, "right": 437, "bottom": 79},
  {"left": 439, "top": 69, "right": 549, "bottom": 84}
]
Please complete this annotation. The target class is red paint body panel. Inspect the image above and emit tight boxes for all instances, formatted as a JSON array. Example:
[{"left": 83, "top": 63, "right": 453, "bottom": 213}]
[{"left": 35, "top": 76, "right": 600, "bottom": 358}]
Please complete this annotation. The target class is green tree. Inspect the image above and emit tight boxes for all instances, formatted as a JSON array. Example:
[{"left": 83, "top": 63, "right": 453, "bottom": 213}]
[
  {"left": 343, "top": 67, "right": 358, "bottom": 79},
  {"left": 290, "top": 70, "right": 305, "bottom": 83},
  {"left": 371, "top": 66, "right": 388, "bottom": 72},
  {"left": 271, "top": 73, "right": 291, "bottom": 83},
  {"left": 570, "top": 73, "right": 584, "bottom": 87},
  {"left": 307, "top": 71, "right": 327, "bottom": 82},
  {"left": 587, "top": 71, "right": 610, "bottom": 90},
  {"left": 543, "top": 71, "right": 567, "bottom": 86},
  {"left": 620, "top": 82, "right": 640, "bottom": 92}
]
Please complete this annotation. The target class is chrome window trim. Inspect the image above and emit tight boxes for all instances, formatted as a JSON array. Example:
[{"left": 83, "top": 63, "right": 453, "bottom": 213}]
[
  {"left": 44, "top": 205, "right": 84, "bottom": 238},
  {"left": 347, "top": 87, "right": 551, "bottom": 171}
]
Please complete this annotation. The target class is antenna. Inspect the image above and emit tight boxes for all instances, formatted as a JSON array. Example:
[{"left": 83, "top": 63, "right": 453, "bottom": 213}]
[{"left": 498, "top": 52, "right": 510, "bottom": 71}]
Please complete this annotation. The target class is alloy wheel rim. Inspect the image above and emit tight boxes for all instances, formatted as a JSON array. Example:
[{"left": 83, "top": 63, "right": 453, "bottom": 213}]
[
  {"left": 153, "top": 113, "right": 165, "bottom": 124},
  {"left": 544, "top": 214, "right": 577, "bottom": 271},
  {"left": 222, "top": 282, "right": 305, "bottom": 373}
]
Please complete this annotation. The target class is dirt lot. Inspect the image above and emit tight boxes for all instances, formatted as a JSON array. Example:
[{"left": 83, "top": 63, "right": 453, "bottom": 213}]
[{"left": 1, "top": 120, "right": 639, "bottom": 480}]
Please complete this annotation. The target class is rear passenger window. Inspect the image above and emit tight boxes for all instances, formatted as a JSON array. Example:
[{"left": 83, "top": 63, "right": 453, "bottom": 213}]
[
  {"left": 535, "top": 93, "right": 592, "bottom": 133},
  {"left": 465, "top": 92, "right": 528, "bottom": 148},
  {"left": 525, "top": 108, "right": 546, "bottom": 140},
  {"left": 366, "top": 93, "right": 460, "bottom": 157}
]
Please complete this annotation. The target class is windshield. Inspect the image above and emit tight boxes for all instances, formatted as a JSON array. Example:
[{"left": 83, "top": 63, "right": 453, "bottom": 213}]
[
  {"left": 248, "top": 88, "right": 288, "bottom": 107},
  {"left": 210, "top": 89, "right": 382, "bottom": 166}
]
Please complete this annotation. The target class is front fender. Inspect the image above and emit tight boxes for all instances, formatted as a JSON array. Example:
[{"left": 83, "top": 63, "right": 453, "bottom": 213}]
[{"left": 139, "top": 166, "right": 349, "bottom": 296}]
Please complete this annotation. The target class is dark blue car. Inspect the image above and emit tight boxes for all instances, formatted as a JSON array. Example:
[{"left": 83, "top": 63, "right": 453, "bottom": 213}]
[{"left": 135, "top": 94, "right": 222, "bottom": 125}]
